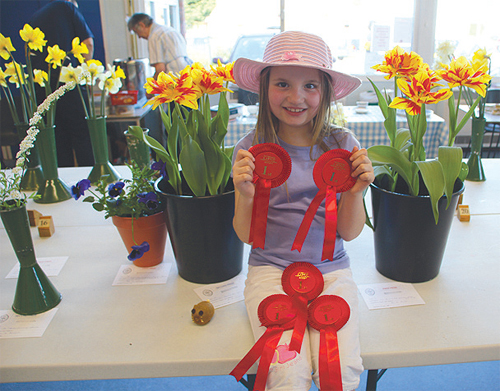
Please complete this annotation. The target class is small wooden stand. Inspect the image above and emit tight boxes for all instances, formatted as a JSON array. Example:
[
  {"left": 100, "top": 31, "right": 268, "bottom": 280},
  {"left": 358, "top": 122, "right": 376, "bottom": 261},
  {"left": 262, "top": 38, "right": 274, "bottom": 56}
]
[
  {"left": 457, "top": 205, "right": 470, "bottom": 222},
  {"left": 38, "top": 216, "right": 55, "bottom": 237},
  {"left": 28, "top": 210, "right": 43, "bottom": 227}
]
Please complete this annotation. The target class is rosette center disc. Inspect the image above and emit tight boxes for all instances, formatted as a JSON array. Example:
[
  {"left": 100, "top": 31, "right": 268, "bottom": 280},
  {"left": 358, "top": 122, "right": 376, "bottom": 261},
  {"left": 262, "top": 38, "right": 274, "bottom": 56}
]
[{"left": 254, "top": 151, "right": 284, "bottom": 181}]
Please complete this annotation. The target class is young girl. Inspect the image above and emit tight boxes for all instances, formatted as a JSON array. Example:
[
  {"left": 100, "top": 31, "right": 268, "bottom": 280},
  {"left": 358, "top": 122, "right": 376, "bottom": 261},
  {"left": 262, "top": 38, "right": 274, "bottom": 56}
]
[{"left": 231, "top": 31, "right": 374, "bottom": 391}]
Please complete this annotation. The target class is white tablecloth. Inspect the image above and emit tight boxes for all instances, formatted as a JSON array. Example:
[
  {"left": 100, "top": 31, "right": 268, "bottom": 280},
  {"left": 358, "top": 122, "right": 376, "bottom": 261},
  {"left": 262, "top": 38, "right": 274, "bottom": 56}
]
[{"left": 224, "top": 106, "right": 448, "bottom": 158}]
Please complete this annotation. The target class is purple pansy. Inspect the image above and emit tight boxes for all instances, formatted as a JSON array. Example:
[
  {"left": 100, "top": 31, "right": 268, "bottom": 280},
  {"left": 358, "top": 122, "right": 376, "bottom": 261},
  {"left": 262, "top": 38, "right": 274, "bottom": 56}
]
[
  {"left": 127, "top": 241, "right": 150, "bottom": 261},
  {"left": 138, "top": 191, "right": 159, "bottom": 210},
  {"left": 152, "top": 160, "right": 167, "bottom": 179},
  {"left": 71, "top": 179, "right": 91, "bottom": 200},
  {"left": 107, "top": 181, "right": 125, "bottom": 198}
]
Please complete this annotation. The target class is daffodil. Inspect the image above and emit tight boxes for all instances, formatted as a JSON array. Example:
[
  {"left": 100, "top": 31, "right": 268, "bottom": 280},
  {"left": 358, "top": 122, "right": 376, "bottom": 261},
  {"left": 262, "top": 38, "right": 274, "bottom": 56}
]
[
  {"left": 0, "top": 68, "right": 7, "bottom": 87},
  {"left": 0, "top": 33, "right": 15, "bottom": 60},
  {"left": 33, "top": 69, "right": 48, "bottom": 87},
  {"left": 59, "top": 64, "right": 84, "bottom": 84},
  {"left": 45, "top": 45, "right": 66, "bottom": 69},
  {"left": 69, "top": 37, "right": 88, "bottom": 64},
  {"left": 98, "top": 75, "right": 122, "bottom": 94},
  {"left": 4, "top": 61, "right": 27, "bottom": 87},
  {"left": 371, "top": 45, "right": 423, "bottom": 80},
  {"left": 19, "top": 24, "right": 47, "bottom": 52},
  {"left": 81, "top": 60, "right": 104, "bottom": 83}
]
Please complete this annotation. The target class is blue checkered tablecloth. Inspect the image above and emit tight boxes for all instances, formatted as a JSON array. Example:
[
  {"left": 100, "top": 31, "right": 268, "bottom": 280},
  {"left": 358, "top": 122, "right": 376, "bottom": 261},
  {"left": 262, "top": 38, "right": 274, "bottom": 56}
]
[
  {"left": 345, "top": 106, "right": 448, "bottom": 158},
  {"left": 224, "top": 106, "right": 448, "bottom": 158}
]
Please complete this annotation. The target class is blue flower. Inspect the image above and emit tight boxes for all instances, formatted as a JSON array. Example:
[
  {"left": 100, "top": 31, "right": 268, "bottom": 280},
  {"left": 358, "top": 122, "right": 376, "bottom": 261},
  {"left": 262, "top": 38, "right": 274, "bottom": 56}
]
[
  {"left": 138, "top": 191, "right": 159, "bottom": 210},
  {"left": 127, "top": 241, "right": 150, "bottom": 261},
  {"left": 71, "top": 179, "right": 91, "bottom": 200},
  {"left": 107, "top": 181, "right": 125, "bottom": 198},
  {"left": 152, "top": 160, "right": 167, "bottom": 179}
]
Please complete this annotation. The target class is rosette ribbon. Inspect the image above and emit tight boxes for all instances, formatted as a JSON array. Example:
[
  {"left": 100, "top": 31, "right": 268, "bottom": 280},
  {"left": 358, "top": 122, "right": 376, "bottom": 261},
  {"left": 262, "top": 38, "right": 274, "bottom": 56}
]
[
  {"left": 281, "top": 262, "right": 324, "bottom": 353},
  {"left": 291, "top": 149, "right": 356, "bottom": 261},
  {"left": 308, "top": 295, "right": 350, "bottom": 391},
  {"left": 230, "top": 294, "right": 296, "bottom": 391},
  {"left": 248, "top": 144, "right": 291, "bottom": 249}
]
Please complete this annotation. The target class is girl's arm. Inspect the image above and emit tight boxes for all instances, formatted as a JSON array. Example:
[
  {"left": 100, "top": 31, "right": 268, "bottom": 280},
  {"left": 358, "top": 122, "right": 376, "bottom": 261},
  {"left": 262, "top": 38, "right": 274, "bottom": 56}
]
[
  {"left": 336, "top": 147, "right": 374, "bottom": 241},
  {"left": 232, "top": 149, "right": 256, "bottom": 244}
]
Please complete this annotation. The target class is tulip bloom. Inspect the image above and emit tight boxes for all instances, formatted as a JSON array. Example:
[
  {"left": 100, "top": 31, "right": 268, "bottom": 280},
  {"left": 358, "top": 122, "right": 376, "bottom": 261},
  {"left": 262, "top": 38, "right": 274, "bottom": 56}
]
[{"left": 372, "top": 45, "right": 423, "bottom": 80}]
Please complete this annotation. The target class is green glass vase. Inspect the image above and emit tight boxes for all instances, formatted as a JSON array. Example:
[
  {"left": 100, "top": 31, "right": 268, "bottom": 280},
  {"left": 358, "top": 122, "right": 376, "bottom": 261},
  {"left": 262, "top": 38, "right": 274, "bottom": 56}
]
[
  {"left": 35, "top": 124, "right": 72, "bottom": 203},
  {"left": 466, "top": 117, "right": 486, "bottom": 182},
  {"left": 15, "top": 122, "right": 44, "bottom": 191},
  {"left": 124, "top": 127, "right": 151, "bottom": 169},
  {"left": 0, "top": 203, "right": 62, "bottom": 315},
  {"left": 87, "top": 117, "right": 121, "bottom": 184}
]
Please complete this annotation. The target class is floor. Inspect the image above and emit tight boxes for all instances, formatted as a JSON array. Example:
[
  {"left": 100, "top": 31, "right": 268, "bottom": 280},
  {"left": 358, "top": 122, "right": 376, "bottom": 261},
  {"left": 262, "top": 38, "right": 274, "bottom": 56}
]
[{"left": 1, "top": 361, "right": 498, "bottom": 390}]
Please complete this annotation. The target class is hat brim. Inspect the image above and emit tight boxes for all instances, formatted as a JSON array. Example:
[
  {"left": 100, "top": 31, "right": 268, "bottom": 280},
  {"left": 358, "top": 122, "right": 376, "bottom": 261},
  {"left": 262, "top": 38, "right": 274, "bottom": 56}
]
[{"left": 233, "top": 57, "right": 361, "bottom": 101}]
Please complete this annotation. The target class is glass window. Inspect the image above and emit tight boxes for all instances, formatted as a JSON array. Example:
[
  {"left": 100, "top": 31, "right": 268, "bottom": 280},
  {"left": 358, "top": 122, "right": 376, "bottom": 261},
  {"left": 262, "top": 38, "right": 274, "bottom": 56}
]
[{"left": 435, "top": 0, "right": 499, "bottom": 76}]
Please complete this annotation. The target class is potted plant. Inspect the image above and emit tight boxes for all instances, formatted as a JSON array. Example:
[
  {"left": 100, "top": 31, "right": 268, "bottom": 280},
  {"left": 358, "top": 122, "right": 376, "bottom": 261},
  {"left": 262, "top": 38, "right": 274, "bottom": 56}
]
[
  {"left": 60, "top": 60, "right": 125, "bottom": 184},
  {"left": 367, "top": 46, "right": 491, "bottom": 283},
  {"left": 1, "top": 26, "right": 87, "bottom": 201},
  {"left": 127, "top": 61, "right": 244, "bottom": 284},
  {"left": 71, "top": 156, "right": 166, "bottom": 267},
  {"left": 0, "top": 79, "right": 75, "bottom": 314}
]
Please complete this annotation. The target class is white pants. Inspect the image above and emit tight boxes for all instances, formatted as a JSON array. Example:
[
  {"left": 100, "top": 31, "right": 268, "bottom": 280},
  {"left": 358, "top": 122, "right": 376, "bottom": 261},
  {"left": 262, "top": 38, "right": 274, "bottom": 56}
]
[{"left": 244, "top": 265, "right": 363, "bottom": 391}]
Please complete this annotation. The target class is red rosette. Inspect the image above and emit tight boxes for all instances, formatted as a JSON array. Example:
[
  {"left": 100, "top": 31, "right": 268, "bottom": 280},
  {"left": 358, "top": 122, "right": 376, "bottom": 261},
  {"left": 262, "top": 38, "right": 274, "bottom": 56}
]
[
  {"left": 292, "top": 149, "right": 355, "bottom": 262},
  {"left": 248, "top": 143, "right": 292, "bottom": 249},
  {"left": 230, "top": 294, "right": 296, "bottom": 390},
  {"left": 281, "top": 263, "right": 324, "bottom": 353},
  {"left": 308, "top": 295, "right": 350, "bottom": 391}
]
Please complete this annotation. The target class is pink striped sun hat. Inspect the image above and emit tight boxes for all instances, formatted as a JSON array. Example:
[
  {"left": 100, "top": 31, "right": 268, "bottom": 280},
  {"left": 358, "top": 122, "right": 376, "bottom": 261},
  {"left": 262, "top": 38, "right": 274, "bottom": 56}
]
[{"left": 233, "top": 31, "right": 361, "bottom": 101}]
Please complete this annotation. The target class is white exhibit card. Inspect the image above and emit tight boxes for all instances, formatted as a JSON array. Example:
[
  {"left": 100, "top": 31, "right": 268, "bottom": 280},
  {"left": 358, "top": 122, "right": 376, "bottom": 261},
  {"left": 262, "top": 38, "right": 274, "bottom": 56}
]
[
  {"left": 193, "top": 274, "right": 245, "bottom": 309},
  {"left": 112, "top": 263, "right": 172, "bottom": 286},
  {"left": 6, "top": 256, "right": 68, "bottom": 279},
  {"left": 0, "top": 308, "right": 58, "bottom": 339},
  {"left": 358, "top": 282, "right": 425, "bottom": 310}
]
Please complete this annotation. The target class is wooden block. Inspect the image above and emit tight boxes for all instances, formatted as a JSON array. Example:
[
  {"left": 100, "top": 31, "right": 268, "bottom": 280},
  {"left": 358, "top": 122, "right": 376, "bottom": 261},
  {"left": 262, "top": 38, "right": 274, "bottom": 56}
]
[
  {"left": 457, "top": 205, "right": 470, "bottom": 222},
  {"left": 456, "top": 193, "right": 464, "bottom": 210},
  {"left": 28, "top": 210, "right": 43, "bottom": 227},
  {"left": 38, "top": 216, "right": 55, "bottom": 237}
]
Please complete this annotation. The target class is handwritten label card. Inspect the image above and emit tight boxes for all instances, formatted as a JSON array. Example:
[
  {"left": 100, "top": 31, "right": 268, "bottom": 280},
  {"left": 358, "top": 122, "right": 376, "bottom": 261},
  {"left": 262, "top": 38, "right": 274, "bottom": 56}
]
[
  {"left": 0, "top": 308, "right": 58, "bottom": 339},
  {"left": 112, "top": 263, "right": 172, "bottom": 286},
  {"left": 358, "top": 282, "right": 425, "bottom": 310},
  {"left": 193, "top": 274, "right": 245, "bottom": 309},
  {"left": 6, "top": 256, "right": 68, "bottom": 279}
]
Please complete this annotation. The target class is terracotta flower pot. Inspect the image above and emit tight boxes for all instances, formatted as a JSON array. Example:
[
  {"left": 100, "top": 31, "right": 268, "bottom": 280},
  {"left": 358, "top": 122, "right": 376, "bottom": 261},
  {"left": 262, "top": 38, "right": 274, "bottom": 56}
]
[{"left": 112, "top": 211, "right": 167, "bottom": 267}]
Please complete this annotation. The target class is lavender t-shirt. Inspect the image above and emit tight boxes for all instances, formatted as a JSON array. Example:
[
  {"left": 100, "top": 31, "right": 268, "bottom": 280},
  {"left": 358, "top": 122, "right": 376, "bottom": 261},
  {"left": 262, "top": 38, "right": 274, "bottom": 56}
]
[{"left": 232, "top": 128, "right": 360, "bottom": 274}]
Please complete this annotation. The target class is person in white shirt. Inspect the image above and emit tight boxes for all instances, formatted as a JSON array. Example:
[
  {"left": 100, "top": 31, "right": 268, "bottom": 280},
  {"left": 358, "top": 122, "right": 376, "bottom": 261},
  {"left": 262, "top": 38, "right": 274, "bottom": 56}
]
[{"left": 127, "top": 13, "right": 192, "bottom": 79}]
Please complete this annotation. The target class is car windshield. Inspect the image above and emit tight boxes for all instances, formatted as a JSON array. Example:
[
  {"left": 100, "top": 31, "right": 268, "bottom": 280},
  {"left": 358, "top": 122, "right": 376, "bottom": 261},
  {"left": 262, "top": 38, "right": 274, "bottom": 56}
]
[{"left": 229, "top": 35, "right": 273, "bottom": 62}]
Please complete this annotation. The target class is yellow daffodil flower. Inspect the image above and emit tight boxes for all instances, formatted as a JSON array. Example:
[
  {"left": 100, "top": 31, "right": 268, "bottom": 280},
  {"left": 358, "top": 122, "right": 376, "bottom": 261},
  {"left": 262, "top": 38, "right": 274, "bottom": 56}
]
[
  {"left": 99, "top": 76, "right": 122, "bottom": 94},
  {"left": 0, "top": 68, "right": 8, "bottom": 87},
  {"left": 81, "top": 60, "right": 105, "bottom": 84},
  {"left": 70, "top": 37, "right": 88, "bottom": 64},
  {"left": 436, "top": 56, "right": 492, "bottom": 97},
  {"left": 0, "top": 33, "right": 16, "bottom": 60},
  {"left": 389, "top": 70, "right": 453, "bottom": 115},
  {"left": 45, "top": 45, "right": 66, "bottom": 69},
  {"left": 4, "top": 61, "right": 27, "bottom": 87},
  {"left": 59, "top": 64, "right": 82, "bottom": 84},
  {"left": 33, "top": 69, "right": 48, "bottom": 87},
  {"left": 372, "top": 45, "right": 423, "bottom": 80},
  {"left": 19, "top": 24, "right": 47, "bottom": 52}
]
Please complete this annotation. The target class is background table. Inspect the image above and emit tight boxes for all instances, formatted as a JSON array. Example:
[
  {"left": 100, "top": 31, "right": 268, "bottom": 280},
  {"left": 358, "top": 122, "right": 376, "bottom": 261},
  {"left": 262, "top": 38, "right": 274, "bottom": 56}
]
[
  {"left": 1, "top": 161, "right": 499, "bottom": 387},
  {"left": 224, "top": 106, "right": 448, "bottom": 159}
]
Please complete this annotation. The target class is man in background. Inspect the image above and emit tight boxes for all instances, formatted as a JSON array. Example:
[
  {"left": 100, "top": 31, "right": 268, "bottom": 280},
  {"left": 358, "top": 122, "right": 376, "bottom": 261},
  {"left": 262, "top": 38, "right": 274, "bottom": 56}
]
[
  {"left": 30, "top": 0, "right": 95, "bottom": 167},
  {"left": 127, "top": 13, "right": 192, "bottom": 79}
]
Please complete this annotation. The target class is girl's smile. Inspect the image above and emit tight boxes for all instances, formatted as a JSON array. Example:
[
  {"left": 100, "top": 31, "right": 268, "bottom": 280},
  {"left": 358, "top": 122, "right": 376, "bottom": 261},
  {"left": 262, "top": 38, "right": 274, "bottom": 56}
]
[{"left": 268, "top": 66, "right": 322, "bottom": 138}]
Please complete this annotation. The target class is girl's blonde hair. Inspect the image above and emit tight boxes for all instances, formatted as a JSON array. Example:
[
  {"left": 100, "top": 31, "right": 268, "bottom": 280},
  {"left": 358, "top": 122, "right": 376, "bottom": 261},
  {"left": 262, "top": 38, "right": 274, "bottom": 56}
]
[{"left": 252, "top": 67, "right": 345, "bottom": 159}]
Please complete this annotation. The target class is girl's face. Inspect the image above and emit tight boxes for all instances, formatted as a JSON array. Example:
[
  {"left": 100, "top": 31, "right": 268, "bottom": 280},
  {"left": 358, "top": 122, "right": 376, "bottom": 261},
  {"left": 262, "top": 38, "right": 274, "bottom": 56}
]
[{"left": 268, "top": 66, "right": 323, "bottom": 135}]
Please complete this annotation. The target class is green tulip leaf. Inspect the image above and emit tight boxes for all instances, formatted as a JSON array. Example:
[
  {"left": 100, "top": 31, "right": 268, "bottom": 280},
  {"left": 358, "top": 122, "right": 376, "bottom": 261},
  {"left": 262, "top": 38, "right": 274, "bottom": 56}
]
[
  {"left": 179, "top": 136, "right": 207, "bottom": 197},
  {"left": 368, "top": 145, "right": 414, "bottom": 192},
  {"left": 394, "top": 128, "right": 411, "bottom": 152},
  {"left": 438, "top": 146, "right": 463, "bottom": 208},
  {"left": 415, "top": 160, "right": 445, "bottom": 224}
]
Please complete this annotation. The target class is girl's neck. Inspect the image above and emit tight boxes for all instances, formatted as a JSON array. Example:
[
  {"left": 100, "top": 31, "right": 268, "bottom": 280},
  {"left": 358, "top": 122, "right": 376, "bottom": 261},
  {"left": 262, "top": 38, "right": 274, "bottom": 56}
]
[{"left": 277, "top": 124, "right": 314, "bottom": 147}]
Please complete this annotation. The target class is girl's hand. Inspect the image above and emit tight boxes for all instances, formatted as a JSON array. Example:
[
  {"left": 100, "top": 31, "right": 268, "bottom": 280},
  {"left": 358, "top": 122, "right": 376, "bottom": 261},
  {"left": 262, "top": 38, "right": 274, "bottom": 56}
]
[
  {"left": 232, "top": 149, "right": 256, "bottom": 199},
  {"left": 349, "top": 146, "right": 374, "bottom": 194}
]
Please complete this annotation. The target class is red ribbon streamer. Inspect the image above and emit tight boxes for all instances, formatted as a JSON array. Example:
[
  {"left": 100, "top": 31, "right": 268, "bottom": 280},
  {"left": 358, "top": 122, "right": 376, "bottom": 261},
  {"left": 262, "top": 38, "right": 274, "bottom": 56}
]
[
  {"left": 291, "top": 189, "right": 326, "bottom": 253},
  {"left": 249, "top": 178, "right": 272, "bottom": 249},
  {"left": 319, "top": 327, "right": 343, "bottom": 391},
  {"left": 289, "top": 295, "right": 308, "bottom": 353},
  {"left": 322, "top": 186, "right": 338, "bottom": 262},
  {"left": 230, "top": 321, "right": 294, "bottom": 391}
]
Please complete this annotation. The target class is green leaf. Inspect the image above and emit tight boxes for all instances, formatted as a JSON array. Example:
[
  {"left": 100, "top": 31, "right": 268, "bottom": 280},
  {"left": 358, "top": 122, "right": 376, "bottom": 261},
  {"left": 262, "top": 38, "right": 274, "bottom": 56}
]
[
  {"left": 447, "top": 96, "right": 457, "bottom": 144},
  {"left": 415, "top": 160, "right": 445, "bottom": 224},
  {"left": 368, "top": 145, "right": 414, "bottom": 193},
  {"left": 210, "top": 115, "right": 228, "bottom": 147},
  {"left": 394, "top": 128, "right": 411, "bottom": 152},
  {"left": 458, "top": 162, "right": 469, "bottom": 182},
  {"left": 453, "top": 95, "right": 482, "bottom": 137},
  {"left": 179, "top": 136, "right": 207, "bottom": 197},
  {"left": 438, "top": 146, "right": 463, "bottom": 209}
]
